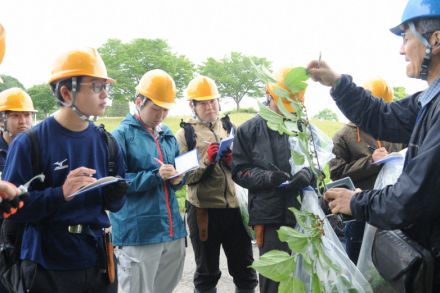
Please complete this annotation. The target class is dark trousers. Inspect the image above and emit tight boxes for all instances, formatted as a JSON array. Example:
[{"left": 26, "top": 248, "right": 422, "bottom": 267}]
[
  {"left": 344, "top": 220, "right": 365, "bottom": 264},
  {"left": 258, "top": 225, "right": 290, "bottom": 293},
  {"left": 20, "top": 260, "right": 117, "bottom": 293},
  {"left": 187, "top": 203, "right": 257, "bottom": 292}
]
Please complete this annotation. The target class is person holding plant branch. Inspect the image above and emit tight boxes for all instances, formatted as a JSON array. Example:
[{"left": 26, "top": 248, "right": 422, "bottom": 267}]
[{"left": 232, "top": 67, "right": 317, "bottom": 293}]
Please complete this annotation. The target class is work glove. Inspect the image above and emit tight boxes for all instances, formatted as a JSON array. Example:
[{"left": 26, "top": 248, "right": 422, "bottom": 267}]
[
  {"left": 206, "top": 143, "right": 219, "bottom": 164},
  {"left": 0, "top": 193, "right": 27, "bottom": 218},
  {"left": 269, "top": 170, "right": 291, "bottom": 187},
  {"left": 221, "top": 149, "right": 232, "bottom": 168},
  {"left": 283, "top": 167, "right": 315, "bottom": 190},
  {"left": 103, "top": 180, "right": 129, "bottom": 201}
]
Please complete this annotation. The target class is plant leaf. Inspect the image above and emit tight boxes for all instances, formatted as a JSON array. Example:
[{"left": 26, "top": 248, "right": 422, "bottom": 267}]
[
  {"left": 278, "top": 226, "right": 309, "bottom": 253},
  {"left": 250, "top": 250, "right": 295, "bottom": 282},
  {"left": 279, "top": 277, "right": 306, "bottom": 293},
  {"left": 284, "top": 67, "right": 309, "bottom": 93},
  {"left": 291, "top": 150, "right": 305, "bottom": 165},
  {"left": 311, "top": 272, "right": 324, "bottom": 293}
]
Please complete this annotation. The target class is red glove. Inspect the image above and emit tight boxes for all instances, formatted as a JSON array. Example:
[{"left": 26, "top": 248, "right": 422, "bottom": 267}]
[
  {"left": 222, "top": 149, "right": 232, "bottom": 167},
  {"left": 206, "top": 143, "right": 219, "bottom": 163}
]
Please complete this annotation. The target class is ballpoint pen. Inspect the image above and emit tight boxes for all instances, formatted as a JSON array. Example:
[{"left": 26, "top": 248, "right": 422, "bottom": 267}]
[
  {"left": 317, "top": 51, "right": 322, "bottom": 68},
  {"left": 154, "top": 158, "right": 164, "bottom": 165}
]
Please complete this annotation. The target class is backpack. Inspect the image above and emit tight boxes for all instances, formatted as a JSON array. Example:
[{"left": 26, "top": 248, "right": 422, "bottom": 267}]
[
  {"left": 179, "top": 114, "right": 236, "bottom": 152},
  {"left": 0, "top": 124, "right": 118, "bottom": 292}
]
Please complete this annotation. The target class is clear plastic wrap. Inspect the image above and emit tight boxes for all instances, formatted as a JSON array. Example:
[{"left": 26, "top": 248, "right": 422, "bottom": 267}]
[
  {"left": 288, "top": 124, "right": 334, "bottom": 175},
  {"left": 356, "top": 148, "right": 407, "bottom": 292},
  {"left": 234, "top": 183, "right": 255, "bottom": 239},
  {"left": 297, "top": 188, "right": 373, "bottom": 293}
]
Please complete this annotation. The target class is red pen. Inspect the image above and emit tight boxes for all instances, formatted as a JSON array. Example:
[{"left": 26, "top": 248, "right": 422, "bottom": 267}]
[{"left": 154, "top": 158, "right": 164, "bottom": 165}]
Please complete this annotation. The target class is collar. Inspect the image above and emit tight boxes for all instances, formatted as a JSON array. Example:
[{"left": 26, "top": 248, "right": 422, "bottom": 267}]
[{"left": 418, "top": 76, "right": 440, "bottom": 108}]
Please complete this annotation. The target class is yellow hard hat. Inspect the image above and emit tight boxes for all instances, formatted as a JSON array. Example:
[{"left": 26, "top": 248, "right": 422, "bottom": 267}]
[
  {"left": 135, "top": 69, "right": 176, "bottom": 109},
  {"left": 48, "top": 47, "right": 114, "bottom": 84},
  {"left": 186, "top": 75, "right": 219, "bottom": 101},
  {"left": 0, "top": 87, "right": 37, "bottom": 112},
  {"left": 0, "top": 23, "right": 5, "bottom": 66},
  {"left": 266, "top": 67, "right": 305, "bottom": 112},
  {"left": 363, "top": 78, "right": 393, "bottom": 103}
]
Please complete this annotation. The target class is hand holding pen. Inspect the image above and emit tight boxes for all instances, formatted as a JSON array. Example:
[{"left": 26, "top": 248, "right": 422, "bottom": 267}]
[
  {"left": 62, "top": 167, "right": 97, "bottom": 201},
  {"left": 370, "top": 146, "right": 388, "bottom": 162},
  {"left": 155, "top": 158, "right": 181, "bottom": 184}
]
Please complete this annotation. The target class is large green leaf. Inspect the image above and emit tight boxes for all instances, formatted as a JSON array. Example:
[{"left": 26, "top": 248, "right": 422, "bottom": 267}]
[
  {"left": 292, "top": 150, "right": 305, "bottom": 165},
  {"left": 311, "top": 272, "right": 324, "bottom": 293},
  {"left": 284, "top": 67, "right": 309, "bottom": 93},
  {"left": 279, "top": 277, "right": 306, "bottom": 293},
  {"left": 250, "top": 250, "right": 295, "bottom": 282},
  {"left": 278, "top": 226, "right": 309, "bottom": 253}
]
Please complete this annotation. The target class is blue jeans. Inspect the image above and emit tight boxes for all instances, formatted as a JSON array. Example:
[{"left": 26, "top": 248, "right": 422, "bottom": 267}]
[{"left": 344, "top": 220, "right": 365, "bottom": 264}]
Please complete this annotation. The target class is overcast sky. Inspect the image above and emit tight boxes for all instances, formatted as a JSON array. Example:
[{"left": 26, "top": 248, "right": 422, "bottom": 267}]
[{"left": 0, "top": 0, "right": 427, "bottom": 118}]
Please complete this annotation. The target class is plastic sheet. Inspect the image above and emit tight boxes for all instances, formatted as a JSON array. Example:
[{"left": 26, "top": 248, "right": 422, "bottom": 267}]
[
  {"left": 297, "top": 188, "right": 373, "bottom": 293},
  {"left": 234, "top": 183, "right": 255, "bottom": 239},
  {"left": 356, "top": 148, "right": 407, "bottom": 292},
  {"left": 288, "top": 124, "right": 334, "bottom": 175}
]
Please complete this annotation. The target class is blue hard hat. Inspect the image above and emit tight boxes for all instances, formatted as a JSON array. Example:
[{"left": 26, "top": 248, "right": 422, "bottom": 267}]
[{"left": 390, "top": 0, "right": 440, "bottom": 35}]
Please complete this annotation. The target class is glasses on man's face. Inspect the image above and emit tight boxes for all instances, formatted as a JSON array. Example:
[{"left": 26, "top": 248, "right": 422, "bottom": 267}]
[{"left": 80, "top": 82, "right": 112, "bottom": 93}]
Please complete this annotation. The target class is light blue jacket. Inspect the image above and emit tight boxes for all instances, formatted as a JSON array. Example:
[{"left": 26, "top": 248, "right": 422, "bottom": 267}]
[{"left": 110, "top": 114, "right": 187, "bottom": 246}]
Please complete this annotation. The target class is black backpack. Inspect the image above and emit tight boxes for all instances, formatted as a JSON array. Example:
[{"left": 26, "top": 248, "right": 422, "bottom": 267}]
[{"left": 0, "top": 124, "right": 118, "bottom": 292}]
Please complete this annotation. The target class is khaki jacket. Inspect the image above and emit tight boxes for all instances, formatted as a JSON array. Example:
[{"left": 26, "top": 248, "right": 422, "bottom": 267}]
[
  {"left": 175, "top": 118, "right": 238, "bottom": 208},
  {"left": 330, "top": 122, "right": 405, "bottom": 190}
]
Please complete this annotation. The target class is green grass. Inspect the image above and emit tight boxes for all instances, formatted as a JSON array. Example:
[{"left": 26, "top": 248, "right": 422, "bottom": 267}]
[{"left": 98, "top": 113, "right": 344, "bottom": 211}]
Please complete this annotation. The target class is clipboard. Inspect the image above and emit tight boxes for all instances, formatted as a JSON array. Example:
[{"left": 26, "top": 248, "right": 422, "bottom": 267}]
[
  {"left": 68, "top": 176, "right": 127, "bottom": 198},
  {"left": 169, "top": 149, "right": 200, "bottom": 179},
  {"left": 215, "top": 129, "right": 235, "bottom": 161}
]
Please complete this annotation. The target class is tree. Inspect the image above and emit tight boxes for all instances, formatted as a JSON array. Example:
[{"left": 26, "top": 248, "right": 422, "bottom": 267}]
[
  {"left": 393, "top": 86, "right": 407, "bottom": 101},
  {"left": 27, "top": 84, "right": 57, "bottom": 119},
  {"left": 199, "top": 52, "right": 272, "bottom": 110},
  {"left": 0, "top": 75, "right": 24, "bottom": 92},
  {"left": 99, "top": 38, "right": 195, "bottom": 102},
  {"left": 313, "top": 108, "right": 338, "bottom": 121}
]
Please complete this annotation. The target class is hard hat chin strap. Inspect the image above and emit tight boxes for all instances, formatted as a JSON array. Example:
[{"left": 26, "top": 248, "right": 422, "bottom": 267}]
[
  {"left": 60, "top": 77, "right": 98, "bottom": 122},
  {"left": 409, "top": 22, "right": 432, "bottom": 81}
]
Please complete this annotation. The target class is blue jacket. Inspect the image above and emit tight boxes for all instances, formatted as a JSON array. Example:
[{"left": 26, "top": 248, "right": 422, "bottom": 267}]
[
  {"left": 110, "top": 114, "right": 186, "bottom": 246},
  {"left": 3, "top": 117, "right": 126, "bottom": 270},
  {"left": 332, "top": 75, "right": 440, "bottom": 259}
]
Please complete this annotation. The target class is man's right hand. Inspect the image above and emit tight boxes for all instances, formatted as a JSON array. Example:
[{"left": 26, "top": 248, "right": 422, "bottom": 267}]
[
  {"left": 372, "top": 147, "right": 388, "bottom": 162},
  {"left": 306, "top": 60, "right": 341, "bottom": 87},
  {"left": 269, "top": 170, "right": 291, "bottom": 186},
  {"left": 62, "top": 167, "right": 97, "bottom": 201}
]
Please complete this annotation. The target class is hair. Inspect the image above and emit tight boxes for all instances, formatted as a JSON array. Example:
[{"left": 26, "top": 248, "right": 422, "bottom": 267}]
[
  {"left": 50, "top": 76, "right": 83, "bottom": 106},
  {"left": 414, "top": 17, "right": 440, "bottom": 39}
]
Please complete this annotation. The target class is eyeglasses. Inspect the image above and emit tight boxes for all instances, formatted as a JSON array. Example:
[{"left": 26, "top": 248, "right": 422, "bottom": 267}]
[{"left": 80, "top": 82, "right": 112, "bottom": 93}]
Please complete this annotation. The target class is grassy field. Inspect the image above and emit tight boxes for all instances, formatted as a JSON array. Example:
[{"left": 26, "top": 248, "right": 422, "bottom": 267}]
[
  {"left": 99, "top": 113, "right": 344, "bottom": 211},
  {"left": 99, "top": 113, "right": 344, "bottom": 136}
]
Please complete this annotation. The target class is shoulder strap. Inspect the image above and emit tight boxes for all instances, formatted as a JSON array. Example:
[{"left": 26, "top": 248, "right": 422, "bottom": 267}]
[
  {"left": 179, "top": 119, "right": 197, "bottom": 151},
  {"left": 99, "top": 124, "right": 118, "bottom": 176},
  {"left": 25, "top": 128, "right": 40, "bottom": 177},
  {"left": 220, "top": 114, "right": 236, "bottom": 135}
]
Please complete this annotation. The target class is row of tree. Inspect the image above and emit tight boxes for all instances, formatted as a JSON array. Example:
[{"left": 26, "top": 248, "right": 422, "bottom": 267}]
[{"left": 0, "top": 38, "right": 407, "bottom": 119}]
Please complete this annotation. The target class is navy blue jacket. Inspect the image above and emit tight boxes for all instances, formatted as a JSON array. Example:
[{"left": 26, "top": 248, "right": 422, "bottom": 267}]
[
  {"left": 332, "top": 75, "right": 440, "bottom": 258},
  {"left": 3, "top": 117, "right": 126, "bottom": 270}
]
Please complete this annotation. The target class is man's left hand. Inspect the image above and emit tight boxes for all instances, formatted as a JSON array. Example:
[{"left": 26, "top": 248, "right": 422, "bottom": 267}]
[
  {"left": 324, "top": 187, "right": 355, "bottom": 215},
  {"left": 221, "top": 149, "right": 232, "bottom": 167}
]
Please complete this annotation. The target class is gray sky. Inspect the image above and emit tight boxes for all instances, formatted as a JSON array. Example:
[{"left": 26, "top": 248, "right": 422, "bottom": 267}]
[{"left": 0, "top": 0, "right": 427, "bottom": 118}]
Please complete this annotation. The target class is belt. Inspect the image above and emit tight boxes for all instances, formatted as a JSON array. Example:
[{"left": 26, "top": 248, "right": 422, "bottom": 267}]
[{"left": 68, "top": 224, "right": 85, "bottom": 234}]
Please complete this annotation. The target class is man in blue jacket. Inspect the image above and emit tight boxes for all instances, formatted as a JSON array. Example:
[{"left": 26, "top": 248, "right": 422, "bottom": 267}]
[
  {"left": 110, "top": 69, "right": 187, "bottom": 293},
  {"left": 308, "top": 0, "right": 440, "bottom": 291},
  {"left": 3, "top": 47, "right": 127, "bottom": 293}
]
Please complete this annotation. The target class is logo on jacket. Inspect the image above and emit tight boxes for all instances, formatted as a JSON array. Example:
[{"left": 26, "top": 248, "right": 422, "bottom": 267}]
[{"left": 53, "top": 159, "right": 68, "bottom": 171}]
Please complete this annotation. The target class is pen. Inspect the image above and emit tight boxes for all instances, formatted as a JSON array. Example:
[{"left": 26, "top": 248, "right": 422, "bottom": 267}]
[
  {"left": 317, "top": 51, "right": 322, "bottom": 68},
  {"left": 154, "top": 158, "right": 164, "bottom": 165},
  {"left": 203, "top": 141, "right": 211, "bottom": 144},
  {"left": 368, "top": 145, "right": 376, "bottom": 152}
]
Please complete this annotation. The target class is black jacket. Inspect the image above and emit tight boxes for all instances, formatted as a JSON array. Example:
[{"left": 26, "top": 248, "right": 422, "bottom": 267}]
[
  {"left": 232, "top": 115, "right": 300, "bottom": 226},
  {"left": 333, "top": 75, "right": 440, "bottom": 259}
]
